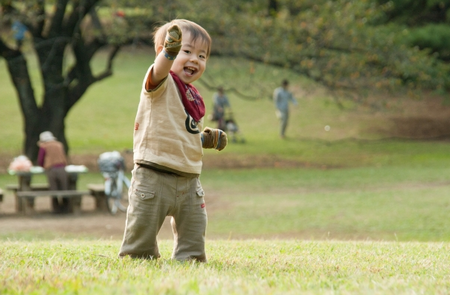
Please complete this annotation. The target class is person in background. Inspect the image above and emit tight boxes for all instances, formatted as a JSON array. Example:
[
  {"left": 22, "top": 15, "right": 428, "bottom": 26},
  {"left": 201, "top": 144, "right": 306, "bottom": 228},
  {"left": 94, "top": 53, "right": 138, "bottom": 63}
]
[
  {"left": 37, "top": 131, "right": 69, "bottom": 213},
  {"left": 212, "top": 86, "right": 231, "bottom": 130},
  {"left": 273, "top": 79, "right": 298, "bottom": 139},
  {"left": 12, "top": 20, "right": 27, "bottom": 50}
]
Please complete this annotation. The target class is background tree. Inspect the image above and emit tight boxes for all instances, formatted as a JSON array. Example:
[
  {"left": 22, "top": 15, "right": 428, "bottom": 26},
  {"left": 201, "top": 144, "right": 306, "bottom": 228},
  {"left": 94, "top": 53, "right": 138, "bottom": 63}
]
[
  {"left": 375, "top": 0, "right": 450, "bottom": 62},
  {"left": 2, "top": 0, "right": 450, "bottom": 161},
  {"left": 147, "top": 0, "right": 450, "bottom": 105},
  {"left": 0, "top": 0, "right": 127, "bottom": 161},
  {"left": 209, "top": 0, "right": 450, "bottom": 103}
]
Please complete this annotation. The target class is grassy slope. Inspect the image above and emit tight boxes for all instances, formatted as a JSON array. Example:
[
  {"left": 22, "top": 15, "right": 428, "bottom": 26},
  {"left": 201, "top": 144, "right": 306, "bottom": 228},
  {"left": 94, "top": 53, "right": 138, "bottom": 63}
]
[{"left": 2, "top": 46, "right": 450, "bottom": 241}]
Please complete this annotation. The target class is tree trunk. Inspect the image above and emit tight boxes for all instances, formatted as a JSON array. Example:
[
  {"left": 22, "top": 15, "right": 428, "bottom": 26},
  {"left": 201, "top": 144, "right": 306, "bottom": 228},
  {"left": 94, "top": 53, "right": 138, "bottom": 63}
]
[
  {"left": 0, "top": 39, "right": 70, "bottom": 162},
  {"left": 0, "top": 40, "right": 41, "bottom": 160},
  {"left": 1, "top": 1, "right": 120, "bottom": 163}
]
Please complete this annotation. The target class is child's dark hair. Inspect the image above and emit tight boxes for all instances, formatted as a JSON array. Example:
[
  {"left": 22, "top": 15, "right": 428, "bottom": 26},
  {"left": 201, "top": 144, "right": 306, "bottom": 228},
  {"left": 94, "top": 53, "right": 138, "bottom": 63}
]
[{"left": 153, "top": 19, "right": 212, "bottom": 58}]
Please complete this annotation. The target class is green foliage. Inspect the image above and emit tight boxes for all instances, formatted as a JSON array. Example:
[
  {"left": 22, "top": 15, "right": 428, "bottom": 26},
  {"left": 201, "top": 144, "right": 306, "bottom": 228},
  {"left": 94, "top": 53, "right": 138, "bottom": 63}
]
[
  {"left": 374, "top": 0, "right": 450, "bottom": 64},
  {"left": 169, "top": 0, "right": 450, "bottom": 95},
  {"left": 102, "top": 0, "right": 450, "bottom": 96},
  {"left": 375, "top": 0, "right": 450, "bottom": 25},
  {"left": 406, "top": 24, "right": 450, "bottom": 61}
]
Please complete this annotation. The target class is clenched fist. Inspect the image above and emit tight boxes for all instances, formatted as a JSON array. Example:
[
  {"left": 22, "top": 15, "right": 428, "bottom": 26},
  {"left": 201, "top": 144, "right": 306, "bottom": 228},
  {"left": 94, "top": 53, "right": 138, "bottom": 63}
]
[
  {"left": 201, "top": 127, "right": 228, "bottom": 151},
  {"left": 164, "top": 24, "right": 182, "bottom": 57}
]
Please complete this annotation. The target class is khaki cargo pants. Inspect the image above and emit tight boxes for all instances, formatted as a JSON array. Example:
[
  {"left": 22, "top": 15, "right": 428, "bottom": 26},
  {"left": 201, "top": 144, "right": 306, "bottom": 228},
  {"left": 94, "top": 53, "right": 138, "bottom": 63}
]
[{"left": 119, "top": 165, "right": 207, "bottom": 262}]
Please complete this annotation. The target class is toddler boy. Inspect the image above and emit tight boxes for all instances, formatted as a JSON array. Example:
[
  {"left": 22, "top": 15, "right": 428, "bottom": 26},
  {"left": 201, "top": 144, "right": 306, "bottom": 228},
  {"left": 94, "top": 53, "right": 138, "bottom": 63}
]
[{"left": 119, "top": 19, "right": 227, "bottom": 262}]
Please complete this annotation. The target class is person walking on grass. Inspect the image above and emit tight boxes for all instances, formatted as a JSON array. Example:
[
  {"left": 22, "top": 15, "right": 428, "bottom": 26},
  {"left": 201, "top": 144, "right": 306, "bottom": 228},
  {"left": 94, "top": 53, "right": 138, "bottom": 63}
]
[
  {"left": 273, "top": 79, "right": 298, "bottom": 139},
  {"left": 118, "top": 19, "right": 228, "bottom": 262}
]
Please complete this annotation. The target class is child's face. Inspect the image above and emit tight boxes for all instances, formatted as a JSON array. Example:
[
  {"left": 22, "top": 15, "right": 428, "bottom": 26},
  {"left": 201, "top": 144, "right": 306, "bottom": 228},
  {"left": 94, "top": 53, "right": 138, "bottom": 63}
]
[{"left": 171, "top": 31, "right": 208, "bottom": 84}]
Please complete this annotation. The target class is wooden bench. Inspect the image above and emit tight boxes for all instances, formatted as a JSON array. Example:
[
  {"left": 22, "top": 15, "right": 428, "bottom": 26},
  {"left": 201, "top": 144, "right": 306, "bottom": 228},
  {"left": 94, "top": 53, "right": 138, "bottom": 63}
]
[
  {"left": 16, "top": 190, "right": 90, "bottom": 215},
  {"left": 87, "top": 184, "right": 108, "bottom": 212},
  {"left": 7, "top": 183, "right": 50, "bottom": 212},
  {"left": 6, "top": 183, "right": 49, "bottom": 192}
]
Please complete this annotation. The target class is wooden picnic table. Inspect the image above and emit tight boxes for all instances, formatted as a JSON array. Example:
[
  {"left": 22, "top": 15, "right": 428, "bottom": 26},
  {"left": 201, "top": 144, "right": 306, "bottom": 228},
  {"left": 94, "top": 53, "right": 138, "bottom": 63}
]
[{"left": 7, "top": 165, "right": 89, "bottom": 214}]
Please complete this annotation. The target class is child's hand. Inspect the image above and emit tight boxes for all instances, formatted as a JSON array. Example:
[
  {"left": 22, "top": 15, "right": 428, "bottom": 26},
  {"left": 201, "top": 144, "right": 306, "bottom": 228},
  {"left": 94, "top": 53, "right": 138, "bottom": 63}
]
[
  {"left": 201, "top": 127, "right": 228, "bottom": 151},
  {"left": 164, "top": 24, "right": 182, "bottom": 56}
]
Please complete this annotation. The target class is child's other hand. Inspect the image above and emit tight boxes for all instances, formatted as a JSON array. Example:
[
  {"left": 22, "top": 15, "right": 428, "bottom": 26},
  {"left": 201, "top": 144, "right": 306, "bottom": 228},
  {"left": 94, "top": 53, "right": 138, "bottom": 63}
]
[
  {"left": 164, "top": 24, "right": 182, "bottom": 56},
  {"left": 201, "top": 127, "right": 228, "bottom": 151}
]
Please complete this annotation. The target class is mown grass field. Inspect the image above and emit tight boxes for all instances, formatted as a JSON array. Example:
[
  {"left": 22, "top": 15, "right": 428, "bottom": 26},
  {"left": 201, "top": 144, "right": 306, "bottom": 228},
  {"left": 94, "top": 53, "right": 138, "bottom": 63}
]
[
  {"left": 1, "top": 46, "right": 450, "bottom": 294},
  {"left": 2, "top": 240, "right": 450, "bottom": 294}
]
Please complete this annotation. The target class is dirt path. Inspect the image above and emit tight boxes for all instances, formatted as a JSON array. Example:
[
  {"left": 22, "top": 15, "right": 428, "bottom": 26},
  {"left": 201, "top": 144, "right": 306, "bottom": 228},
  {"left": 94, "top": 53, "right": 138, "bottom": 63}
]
[
  {"left": 0, "top": 167, "right": 229, "bottom": 240},
  {"left": 0, "top": 194, "right": 177, "bottom": 240}
]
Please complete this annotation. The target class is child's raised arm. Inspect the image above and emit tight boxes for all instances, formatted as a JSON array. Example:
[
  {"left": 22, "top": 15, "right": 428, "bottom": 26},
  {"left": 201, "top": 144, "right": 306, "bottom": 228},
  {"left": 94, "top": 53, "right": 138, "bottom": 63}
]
[{"left": 151, "top": 25, "right": 182, "bottom": 86}]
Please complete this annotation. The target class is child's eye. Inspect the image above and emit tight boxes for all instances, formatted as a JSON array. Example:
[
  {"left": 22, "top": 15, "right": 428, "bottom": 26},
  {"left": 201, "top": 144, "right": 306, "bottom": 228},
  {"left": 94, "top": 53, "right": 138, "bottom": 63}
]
[
  {"left": 199, "top": 54, "right": 206, "bottom": 59},
  {"left": 184, "top": 50, "right": 191, "bottom": 54}
]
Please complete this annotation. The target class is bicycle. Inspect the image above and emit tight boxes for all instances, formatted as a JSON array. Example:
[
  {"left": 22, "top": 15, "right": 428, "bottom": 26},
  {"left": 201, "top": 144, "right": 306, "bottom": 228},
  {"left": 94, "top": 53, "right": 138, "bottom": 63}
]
[{"left": 98, "top": 151, "right": 130, "bottom": 215}]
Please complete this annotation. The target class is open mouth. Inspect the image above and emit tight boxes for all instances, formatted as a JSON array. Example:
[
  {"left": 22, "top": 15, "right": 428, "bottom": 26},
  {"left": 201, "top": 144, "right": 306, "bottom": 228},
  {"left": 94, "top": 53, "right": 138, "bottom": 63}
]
[{"left": 184, "top": 66, "right": 197, "bottom": 76}]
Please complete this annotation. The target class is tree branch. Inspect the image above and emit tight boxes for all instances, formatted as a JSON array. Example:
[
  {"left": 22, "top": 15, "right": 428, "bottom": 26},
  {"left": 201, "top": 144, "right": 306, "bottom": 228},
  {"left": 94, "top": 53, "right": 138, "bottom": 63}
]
[
  {"left": 197, "top": 78, "right": 261, "bottom": 101},
  {"left": 0, "top": 38, "right": 39, "bottom": 120},
  {"left": 64, "top": 0, "right": 99, "bottom": 36},
  {"left": 49, "top": 0, "right": 69, "bottom": 37},
  {"left": 66, "top": 42, "right": 120, "bottom": 109},
  {"left": 33, "top": 0, "right": 46, "bottom": 37}
]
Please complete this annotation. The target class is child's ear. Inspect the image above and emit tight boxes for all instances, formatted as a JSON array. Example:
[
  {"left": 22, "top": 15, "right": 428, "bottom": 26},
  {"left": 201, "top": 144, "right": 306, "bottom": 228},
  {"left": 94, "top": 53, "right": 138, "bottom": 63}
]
[{"left": 156, "top": 45, "right": 163, "bottom": 55}]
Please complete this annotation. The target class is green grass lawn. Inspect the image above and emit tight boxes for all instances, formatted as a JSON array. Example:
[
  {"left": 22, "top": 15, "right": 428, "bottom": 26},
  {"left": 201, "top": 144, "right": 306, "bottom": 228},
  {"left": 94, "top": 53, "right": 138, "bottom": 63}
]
[
  {"left": 2, "top": 239, "right": 450, "bottom": 294},
  {"left": 2, "top": 46, "right": 450, "bottom": 294},
  {"left": 1, "top": 163, "right": 450, "bottom": 242}
]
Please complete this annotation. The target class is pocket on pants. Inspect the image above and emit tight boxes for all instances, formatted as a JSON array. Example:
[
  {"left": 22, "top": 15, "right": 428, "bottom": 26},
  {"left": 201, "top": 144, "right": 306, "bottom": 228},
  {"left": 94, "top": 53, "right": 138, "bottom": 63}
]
[
  {"left": 195, "top": 178, "right": 205, "bottom": 198},
  {"left": 196, "top": 186, "right": 205, "bottom": 198},
  {"left": 193, "top": 179, "right": 206, "bottom": 210},
  {"left": 134, "top": 189, "right": 155, "bottom": 200},
  {"left": 130, "top": 166, "right": 159, "bottom": 206}
]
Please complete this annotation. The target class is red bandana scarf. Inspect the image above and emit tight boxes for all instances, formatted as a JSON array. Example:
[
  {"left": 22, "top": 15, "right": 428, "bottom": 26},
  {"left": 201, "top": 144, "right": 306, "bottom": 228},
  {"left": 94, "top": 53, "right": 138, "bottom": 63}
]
[{"left": 170, "top": 71, "right": 205, "bottom": 122}]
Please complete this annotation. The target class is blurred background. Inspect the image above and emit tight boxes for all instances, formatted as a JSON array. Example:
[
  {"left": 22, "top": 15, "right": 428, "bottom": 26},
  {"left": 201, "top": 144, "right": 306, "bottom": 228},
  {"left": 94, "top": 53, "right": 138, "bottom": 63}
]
[{"left": 1, "top": 0, "right": 450, "bottom": 241}]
